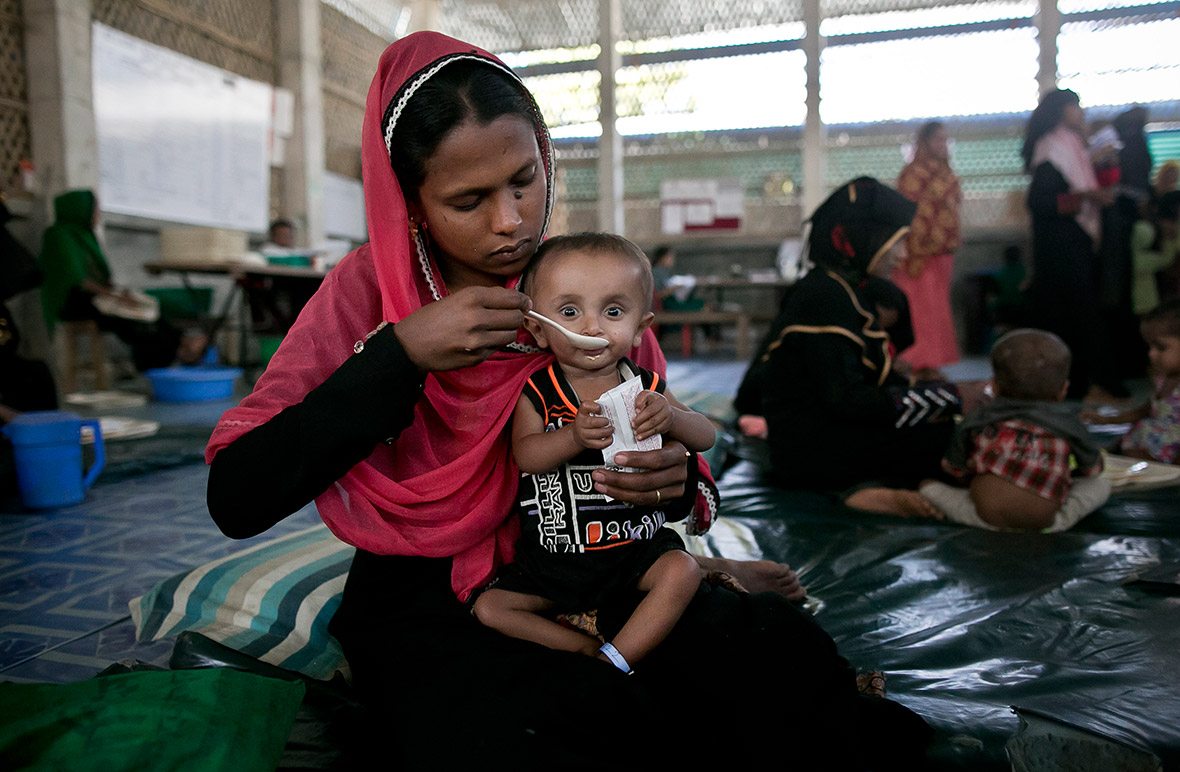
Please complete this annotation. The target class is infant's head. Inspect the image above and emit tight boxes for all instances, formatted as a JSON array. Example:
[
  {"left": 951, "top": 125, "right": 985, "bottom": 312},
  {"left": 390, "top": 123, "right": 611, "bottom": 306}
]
[
  {"left": 990, "top": 328, "right": 1071, "bottom": 401},
  {"left": 1141, "top": 300, "right": 1180, "bottom": 378},
  {"left": 520, "top": 233, "right": 655, "bottom": 370}
]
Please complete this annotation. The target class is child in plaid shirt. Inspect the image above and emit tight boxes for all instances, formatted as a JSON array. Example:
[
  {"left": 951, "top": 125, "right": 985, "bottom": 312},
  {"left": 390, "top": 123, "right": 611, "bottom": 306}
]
[{"left": 920, "top": 329, "right": 1110, "bottom": 532}]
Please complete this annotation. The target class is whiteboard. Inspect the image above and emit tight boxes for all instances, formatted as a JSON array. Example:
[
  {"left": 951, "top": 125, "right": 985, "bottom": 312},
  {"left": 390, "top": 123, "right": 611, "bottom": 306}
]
[{"left": 92, "top": 23, "right": 271, "bottom": 232}]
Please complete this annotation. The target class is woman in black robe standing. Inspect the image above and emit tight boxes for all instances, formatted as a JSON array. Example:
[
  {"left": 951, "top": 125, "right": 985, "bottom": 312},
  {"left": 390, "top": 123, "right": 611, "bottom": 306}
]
[{"left": 1022, "top": 89, "right": 1115, "bottom": 399}]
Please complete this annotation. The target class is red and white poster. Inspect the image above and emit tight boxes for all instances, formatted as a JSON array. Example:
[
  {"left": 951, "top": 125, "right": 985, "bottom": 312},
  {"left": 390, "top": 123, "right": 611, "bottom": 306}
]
[{"left": 660, "top": 177, "right": 744, "bottom": 235}]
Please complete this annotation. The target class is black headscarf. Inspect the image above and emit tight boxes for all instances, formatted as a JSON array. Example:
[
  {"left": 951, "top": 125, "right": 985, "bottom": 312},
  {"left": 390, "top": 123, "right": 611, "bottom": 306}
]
[
  {"left": 1021, "top": 88, "right": 1080, "bottom": 173},
  {"left": 807, "top": 177, "right": 917, "bottom": 282},
  {"left": 1114, "top": 106, "right": 1152, "bottom": 196}
]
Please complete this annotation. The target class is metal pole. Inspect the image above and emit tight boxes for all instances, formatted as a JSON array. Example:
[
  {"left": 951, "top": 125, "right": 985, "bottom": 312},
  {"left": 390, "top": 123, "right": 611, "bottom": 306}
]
[
  {"left": 801, "top": 0, "right": 827, "bottom": 218},
  {"left": 1035, "top": 0, "right": 1060, "bottom": 96},
  {"left": 597, "top": 0, "right": 624, "bottom": 233}
]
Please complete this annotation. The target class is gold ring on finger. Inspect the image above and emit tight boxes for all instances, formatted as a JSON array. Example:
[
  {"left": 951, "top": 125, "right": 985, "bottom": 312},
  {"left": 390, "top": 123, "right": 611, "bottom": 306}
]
[{"left": 655, "top": 488, "right": 661, "bottom": 505}]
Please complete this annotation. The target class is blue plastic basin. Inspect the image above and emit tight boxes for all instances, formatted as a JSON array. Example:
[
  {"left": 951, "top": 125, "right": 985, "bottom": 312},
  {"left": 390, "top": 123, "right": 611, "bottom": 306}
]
[{"left": 145, "top": 366, "right": 242, "bottom": 402}]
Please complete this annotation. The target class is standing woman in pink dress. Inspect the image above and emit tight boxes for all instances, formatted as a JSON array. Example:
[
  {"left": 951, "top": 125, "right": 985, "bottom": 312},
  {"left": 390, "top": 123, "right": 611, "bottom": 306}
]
[{"left": 893, "top": 121, "right": 962, "bottom": 372}]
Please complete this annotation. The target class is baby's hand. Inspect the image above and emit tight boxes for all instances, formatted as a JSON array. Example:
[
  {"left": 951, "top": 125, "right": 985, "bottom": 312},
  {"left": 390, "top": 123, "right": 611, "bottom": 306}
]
[
  {"left": 633, "top": 391, "right": 672, "bottom": 442},
  {"left": 574, "top": 400, "right": 613, "bottom": 450}
]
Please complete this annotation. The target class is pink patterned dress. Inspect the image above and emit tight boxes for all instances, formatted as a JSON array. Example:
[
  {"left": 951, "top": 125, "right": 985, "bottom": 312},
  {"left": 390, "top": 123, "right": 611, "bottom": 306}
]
[
  {"left": 893, "top": 155, "right": 962, "bottom": 370},
  {"left": 1122, "top": 377, "right": 1180, "bottom": 464}
]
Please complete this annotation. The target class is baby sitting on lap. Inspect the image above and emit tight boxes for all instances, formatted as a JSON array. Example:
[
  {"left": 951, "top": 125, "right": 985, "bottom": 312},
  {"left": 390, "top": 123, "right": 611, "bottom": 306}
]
[{"left": 920, "top": 329, "right": 1110, "bottom": 532}]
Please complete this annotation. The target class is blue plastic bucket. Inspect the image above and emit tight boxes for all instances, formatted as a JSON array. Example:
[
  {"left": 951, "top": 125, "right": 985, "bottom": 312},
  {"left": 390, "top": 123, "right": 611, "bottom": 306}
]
[
  {"left": 144, "top": 366, "right": 242, "bottom": 402},
  {"left": 1, "top": 411, "right": 105, "bottom": 509}
]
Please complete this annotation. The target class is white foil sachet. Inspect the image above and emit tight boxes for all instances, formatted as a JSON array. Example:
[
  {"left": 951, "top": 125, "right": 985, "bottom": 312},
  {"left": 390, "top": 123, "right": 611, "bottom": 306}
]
[{"left": 598, "top": 375, "right": 662, "bottom": 474}]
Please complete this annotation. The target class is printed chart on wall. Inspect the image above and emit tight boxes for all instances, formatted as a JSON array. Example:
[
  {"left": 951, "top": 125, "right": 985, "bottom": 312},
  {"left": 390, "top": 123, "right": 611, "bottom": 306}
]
[
  {"left": 660, "top": 178, "right": 744, "bottom": 235},
  {"left": 92, "top": 23, "right": 270, "bottom": 231}
]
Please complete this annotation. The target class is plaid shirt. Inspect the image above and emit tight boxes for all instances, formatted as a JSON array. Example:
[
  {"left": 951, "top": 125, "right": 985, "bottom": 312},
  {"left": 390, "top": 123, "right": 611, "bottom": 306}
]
[{"left": 946, "top": 419, "right": 1100, "bottom": 503}]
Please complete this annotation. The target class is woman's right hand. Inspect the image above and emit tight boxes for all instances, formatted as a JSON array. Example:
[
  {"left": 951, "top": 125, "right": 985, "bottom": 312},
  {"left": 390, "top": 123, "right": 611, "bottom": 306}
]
[{"left": 394, "top": 286, "right": 530, "bottom": 372}]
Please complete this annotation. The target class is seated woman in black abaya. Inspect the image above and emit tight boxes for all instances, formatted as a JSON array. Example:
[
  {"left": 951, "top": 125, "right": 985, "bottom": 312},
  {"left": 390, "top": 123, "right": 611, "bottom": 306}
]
[{"left": 736, "top": 177, "right": 973, "bottom": 516}]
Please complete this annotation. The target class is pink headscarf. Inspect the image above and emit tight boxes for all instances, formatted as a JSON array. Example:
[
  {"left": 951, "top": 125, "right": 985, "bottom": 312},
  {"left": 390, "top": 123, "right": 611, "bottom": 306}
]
[{"left": 207, "top": 33, "right": 701, "bottom": 602}]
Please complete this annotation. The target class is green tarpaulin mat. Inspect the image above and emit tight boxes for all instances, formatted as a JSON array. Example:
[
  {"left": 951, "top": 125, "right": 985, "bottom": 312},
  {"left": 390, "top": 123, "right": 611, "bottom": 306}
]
[{"left": 0, "top": 668, "right": 305, "bottom": 772}]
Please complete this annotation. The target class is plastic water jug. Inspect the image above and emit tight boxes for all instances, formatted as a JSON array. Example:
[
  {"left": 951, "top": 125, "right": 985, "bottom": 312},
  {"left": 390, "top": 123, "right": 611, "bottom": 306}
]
[{"left": 1, "top": 411, "right": 104, "bottom": 509}]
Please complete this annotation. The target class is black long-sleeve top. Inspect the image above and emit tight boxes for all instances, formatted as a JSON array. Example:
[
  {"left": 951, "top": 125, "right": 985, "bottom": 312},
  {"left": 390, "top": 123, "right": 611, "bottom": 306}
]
[{"left": 206, "top": 325, "right": 426, "bottom": 539}]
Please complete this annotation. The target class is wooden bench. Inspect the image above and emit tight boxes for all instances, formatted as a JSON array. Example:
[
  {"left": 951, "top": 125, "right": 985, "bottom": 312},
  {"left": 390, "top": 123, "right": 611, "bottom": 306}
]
[{"left": 655, "top": 310, "right": 752, "bottom": 360}]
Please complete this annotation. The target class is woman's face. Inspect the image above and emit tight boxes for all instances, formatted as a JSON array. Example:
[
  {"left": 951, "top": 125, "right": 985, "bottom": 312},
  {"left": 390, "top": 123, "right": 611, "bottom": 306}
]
[
  {"left": 924, "top": 127, "right": 949, "bottom": 161},
  {"left": 408, "top": 114, "right": 546, "bottom": 291},
  {"left": 1062, "top": 102, "right": 1086, "bottom": 134}
]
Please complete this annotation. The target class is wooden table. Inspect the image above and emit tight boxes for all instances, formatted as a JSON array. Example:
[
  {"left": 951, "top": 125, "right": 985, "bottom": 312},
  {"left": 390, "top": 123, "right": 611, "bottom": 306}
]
[
  {"left": 693, "top": 275, "right": 793, "bottom": 312},
  {"left": 144, "top": 260, "right": 329, "bottom": 365},
  {"left": 656, "top": 309, "right": 753, "bottom": 360},
  {"left": 144, "top": 259, "right": 328, "bottom": 281}
]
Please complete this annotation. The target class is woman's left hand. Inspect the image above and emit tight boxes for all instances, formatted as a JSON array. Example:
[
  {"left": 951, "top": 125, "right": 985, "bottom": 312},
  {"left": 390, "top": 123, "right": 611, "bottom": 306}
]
[{"left": 591, "top": 441, "right": 689, "bottom": 506}]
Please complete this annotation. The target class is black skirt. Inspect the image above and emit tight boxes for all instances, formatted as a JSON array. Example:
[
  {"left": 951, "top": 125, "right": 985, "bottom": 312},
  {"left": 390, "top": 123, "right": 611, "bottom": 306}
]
[{"left": 328, "top": 550, "right": 933, "bottom": 771}]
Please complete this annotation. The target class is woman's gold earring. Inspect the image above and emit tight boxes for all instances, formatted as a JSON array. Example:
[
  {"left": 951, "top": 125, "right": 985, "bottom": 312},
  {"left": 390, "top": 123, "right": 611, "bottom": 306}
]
[{"left": 409, "top": 221, "right": 419, "bottom": 237}]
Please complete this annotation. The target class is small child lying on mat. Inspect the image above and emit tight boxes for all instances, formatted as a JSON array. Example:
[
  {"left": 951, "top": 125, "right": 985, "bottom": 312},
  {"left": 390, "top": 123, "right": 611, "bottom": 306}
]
[{"left": 920, "top": 329, "right": 1110, "bottom": 532}]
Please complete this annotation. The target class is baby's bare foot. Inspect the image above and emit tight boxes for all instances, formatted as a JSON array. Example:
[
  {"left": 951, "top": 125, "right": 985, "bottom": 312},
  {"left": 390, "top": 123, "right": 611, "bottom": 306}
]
[
  {"left": 696, "top": 556, "right": 806, "bottom": 601},
  {"left": 844, "top": 488, "right": 944, "bottom": 520}
]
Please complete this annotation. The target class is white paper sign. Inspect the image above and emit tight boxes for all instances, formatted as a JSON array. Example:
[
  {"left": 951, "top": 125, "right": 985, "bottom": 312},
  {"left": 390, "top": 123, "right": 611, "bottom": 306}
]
[{"left": 93, "top": 23, "right": 271, "bottom": 231}]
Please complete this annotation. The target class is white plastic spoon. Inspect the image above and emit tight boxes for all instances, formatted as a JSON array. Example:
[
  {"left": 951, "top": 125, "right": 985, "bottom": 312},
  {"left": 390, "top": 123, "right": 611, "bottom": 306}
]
[{"left": 526, "top": 310, "right": 608, "bottom": 350}]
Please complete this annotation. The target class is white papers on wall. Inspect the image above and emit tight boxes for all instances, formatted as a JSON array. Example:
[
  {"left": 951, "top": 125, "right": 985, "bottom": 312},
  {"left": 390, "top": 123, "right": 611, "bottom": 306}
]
[
  {"left": 92, "top": 23, "right": 271, "bottom": 232},
  {"left": 659, "top": 177, "right": 745, "bottom": 235},
  {"left": 323, "top": 172, "right": 367, "bottom": 242}
]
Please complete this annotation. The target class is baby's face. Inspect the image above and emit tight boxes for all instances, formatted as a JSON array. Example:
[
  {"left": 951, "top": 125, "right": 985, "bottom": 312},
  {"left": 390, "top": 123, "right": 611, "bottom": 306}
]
[
  {"left": 1143, "top": 322, "right": 1180, "bottom": 378},
  {"left": 527, "top": 249, "right": 654, "bottom": 378}
]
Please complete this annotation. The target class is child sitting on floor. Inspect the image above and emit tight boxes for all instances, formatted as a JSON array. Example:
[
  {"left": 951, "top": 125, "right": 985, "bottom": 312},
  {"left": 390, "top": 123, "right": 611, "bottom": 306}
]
[
  {"left": 472, "top": 233, "right": 716, "bottom": 675},
  {"left": 1086, "top": 300, "right": 1180, "bottom": 464},
  {"left": 920, "top": 329, "right": 1110, "bottom": 532}
]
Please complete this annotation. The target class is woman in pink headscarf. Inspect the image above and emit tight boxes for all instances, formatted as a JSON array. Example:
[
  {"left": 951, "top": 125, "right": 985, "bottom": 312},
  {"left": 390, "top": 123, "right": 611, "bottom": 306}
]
[{"left": 205, "top": 32, "right": 930, "bottom": 769}]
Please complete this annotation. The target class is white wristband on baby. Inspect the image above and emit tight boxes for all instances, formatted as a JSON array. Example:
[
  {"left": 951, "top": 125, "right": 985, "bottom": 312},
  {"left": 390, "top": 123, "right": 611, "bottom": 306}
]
[{"left": 599, "top": 642, "right": 632, "bottom": 674}]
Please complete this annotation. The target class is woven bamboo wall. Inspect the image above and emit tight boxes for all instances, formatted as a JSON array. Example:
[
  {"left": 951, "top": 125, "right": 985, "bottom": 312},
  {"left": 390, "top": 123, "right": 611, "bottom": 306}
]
[
  {"left": 0, "top": 0, "right": 28, "bottom": 196},
  {"left": 93, "top": 0, "right": 275, "bottom": 82},
  {"left": 321, "top": 3, "right": 385, "bottom": 179}
]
